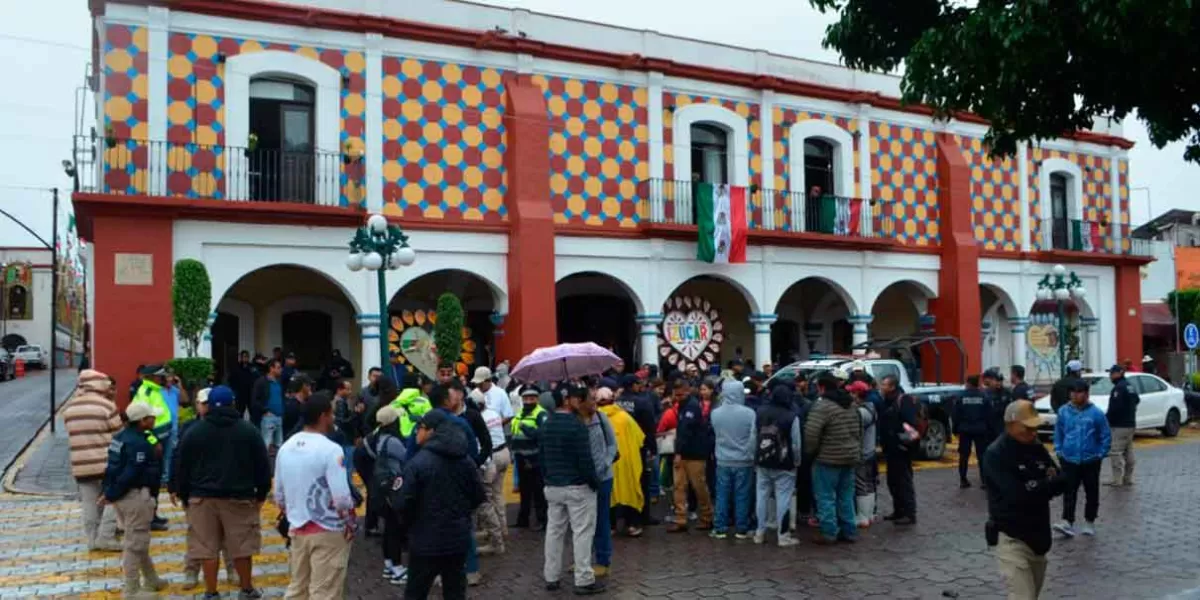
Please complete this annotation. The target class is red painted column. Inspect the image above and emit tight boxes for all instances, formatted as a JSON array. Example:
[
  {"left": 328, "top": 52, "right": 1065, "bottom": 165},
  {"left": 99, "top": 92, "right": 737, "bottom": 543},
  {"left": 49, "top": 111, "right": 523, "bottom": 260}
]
[
  {"left": 930, "top": 133, "right": 982, "bottom": 379},
  {"left": 91, "top": 214, "right": 174, "bottom": 408},
  {"left": 498, "top": 74, "right": 556, "bottom": 362},
  {"left": 1114, "top": 264, "right": 1143, "bottom": 365}
]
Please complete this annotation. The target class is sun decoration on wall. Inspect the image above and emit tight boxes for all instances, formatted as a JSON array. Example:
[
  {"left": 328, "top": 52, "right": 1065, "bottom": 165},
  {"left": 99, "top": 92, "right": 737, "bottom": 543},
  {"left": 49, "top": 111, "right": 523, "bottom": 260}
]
[
  {"left": 657, "top": 296, "right": 724, "bottom": 372},
  {"left": 388, "top": 309, "right": 476, "bottom": 378}
]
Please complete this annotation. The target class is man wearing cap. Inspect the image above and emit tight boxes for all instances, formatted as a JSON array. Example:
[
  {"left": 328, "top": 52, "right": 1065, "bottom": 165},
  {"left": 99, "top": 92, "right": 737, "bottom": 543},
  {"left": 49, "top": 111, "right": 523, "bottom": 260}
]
[
  {"left": 1105, "top": 364, "right": 1140, "bottom": 487},
  {"left": 102, "top": 401, "right": 166, "bottom": 598},
  {"left": 982, "top": 400, "right": 1069, "bottom": 599},
  {"left": 472, "top": 366, "right": 515, "bottom": 429},
  {"left": 1050, "top": 360, "right": 1084, "bottom": 414},
  {"left": 982, "top": 368, "right": 1013, "bottom": 443},
  {"left": 512, "top": 385, "right": 549, "bottom": 529},
  {"left": 176, "top": 385, "right": 271, "bottom": 600},
  {"left": 63, "top": 369, "right": 123, "bottom": 551},
  {"left": 1052, "top": 378, "right": 1111, "bottom": 538}
]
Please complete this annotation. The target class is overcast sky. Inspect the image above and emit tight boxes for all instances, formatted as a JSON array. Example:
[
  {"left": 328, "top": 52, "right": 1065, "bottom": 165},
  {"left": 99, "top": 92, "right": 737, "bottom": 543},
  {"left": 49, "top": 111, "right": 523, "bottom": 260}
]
[{"left": 1, "top": 0, "right": 1195, "bottom": 247}]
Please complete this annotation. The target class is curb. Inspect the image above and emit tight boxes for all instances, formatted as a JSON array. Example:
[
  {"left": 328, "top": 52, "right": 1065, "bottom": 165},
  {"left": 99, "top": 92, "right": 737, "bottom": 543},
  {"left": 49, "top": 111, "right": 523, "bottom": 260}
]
[{"left": 2, "top": 375, "right": 80, "bottom": 498}]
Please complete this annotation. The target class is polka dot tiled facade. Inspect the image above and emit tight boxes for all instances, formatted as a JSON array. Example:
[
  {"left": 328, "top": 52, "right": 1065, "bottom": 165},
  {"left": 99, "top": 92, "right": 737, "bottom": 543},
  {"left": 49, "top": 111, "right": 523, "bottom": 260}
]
[
  {"left": 662, "top": 93, "right": 762, "bottom": 224},
  {"left": 1029, "top": 148, "right": 1112, "bottom": 251},
  {"left": 1119, "top": 159, "right": 1130, "bottom": 252},
  {"left": 534, "top": 75, "right": 648, "bottom": 227},
  {"left": 956, "top": 136, "right": 1021, "bottom": 251},
  {"left": 770, "top": 108, "right": 861, "bottom": 229},
  {"left": 870, "top": 123, "right": 940, "bottom": 246},
  {"left": 164, "top": 33, "right": 366, "bottom": 205},
  {"left": 380, "top": 58, "right": 507, "bottom": 222},
  {"left": 102, "top": 25, "right": 149, "bottom": 195}
]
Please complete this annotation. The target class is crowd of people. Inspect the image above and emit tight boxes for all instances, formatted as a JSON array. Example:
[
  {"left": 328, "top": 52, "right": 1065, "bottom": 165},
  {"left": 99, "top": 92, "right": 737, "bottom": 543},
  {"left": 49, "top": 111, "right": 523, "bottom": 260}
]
[{"left": 56, "top": 347, "right": 1146, "bottom": 599}]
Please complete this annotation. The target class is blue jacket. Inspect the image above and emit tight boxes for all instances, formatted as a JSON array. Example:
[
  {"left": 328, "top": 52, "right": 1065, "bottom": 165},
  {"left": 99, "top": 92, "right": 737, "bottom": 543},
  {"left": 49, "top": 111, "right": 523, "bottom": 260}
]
[
  {"left": 953, "top": 388, "right": 991, "bottom": 436},
  {"left": 102, "top": 426, "right": 160, "bottom": 501},
  {"left": 1054, "top": 402, "right": 1112, "bottom": 464}
]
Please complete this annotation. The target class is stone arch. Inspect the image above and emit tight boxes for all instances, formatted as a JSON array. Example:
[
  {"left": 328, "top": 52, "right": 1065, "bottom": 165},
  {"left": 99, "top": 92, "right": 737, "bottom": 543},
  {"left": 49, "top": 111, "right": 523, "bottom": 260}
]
[
  {"left": 555, "top": 269, "right": 646, "bottom": 315},
  {"left": 788, "top": 118, "right": 856, "bottom": 197},
  {"left": 389, "top": 269, "right": 506, "bottom": 375},
  {"left": 863, "top": 277, "right": 936, "bottom": 315},
  {"left": 387, "top": 264, "right": 508, "bottom": 316},
  {"left": 214, "top": 297, "right": 255, "bottom": 353},
  {"left": 869, "top": 280, "right": 936, "bottom": 341},
  {"left": 556, "top": 271, "right": 642, "bottom": 364},
  {"left": 211, "top": 262, "right": 364, "bottom": 318},
  {"left": 773, "top": 275, "right": 860, "bottom": 361},
  {"left": 979, "top": 282, "right": 1019, "bottom": 321},
  {"left": 671, "top": 103, "right": 751, "bottom": 187},
  {"left": 657, "top": 271, "right": 761, "bottom": 316}
]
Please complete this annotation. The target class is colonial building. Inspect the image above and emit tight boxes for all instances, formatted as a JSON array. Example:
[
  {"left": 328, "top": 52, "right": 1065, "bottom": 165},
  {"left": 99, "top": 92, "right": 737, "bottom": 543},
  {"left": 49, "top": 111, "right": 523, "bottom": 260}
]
[{"left": 73, "top": 0, "right": 1152, "bottom": 400}]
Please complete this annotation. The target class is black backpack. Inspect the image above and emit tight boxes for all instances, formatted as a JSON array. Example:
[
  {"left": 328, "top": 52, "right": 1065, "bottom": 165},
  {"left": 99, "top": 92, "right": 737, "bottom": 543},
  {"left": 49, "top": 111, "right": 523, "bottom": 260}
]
[
  {"left": 371, "top": 434, "right": 406, "bottom": 510},
  {"left": 755, "top": 413, "right": 794, "bottom": 470}
]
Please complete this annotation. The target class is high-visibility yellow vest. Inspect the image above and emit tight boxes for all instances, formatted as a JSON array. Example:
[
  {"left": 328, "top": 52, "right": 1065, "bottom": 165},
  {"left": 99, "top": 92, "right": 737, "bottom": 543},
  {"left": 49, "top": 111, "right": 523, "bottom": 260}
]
[
  {"left": 133, "top": 380, "right": 171, "bottom": 431},
  {"left": 390, "top": 388, "right": 433, "bottom": 437},
  {"left": 510, "top": 404, "right": 546, "bottom": 438}
]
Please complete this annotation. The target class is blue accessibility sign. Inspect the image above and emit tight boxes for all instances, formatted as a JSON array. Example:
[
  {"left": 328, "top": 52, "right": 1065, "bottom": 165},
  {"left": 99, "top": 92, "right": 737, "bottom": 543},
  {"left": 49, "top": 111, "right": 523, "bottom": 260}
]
[{"left": 1185, "top": 323, "right": 1199, "bottom": 350}]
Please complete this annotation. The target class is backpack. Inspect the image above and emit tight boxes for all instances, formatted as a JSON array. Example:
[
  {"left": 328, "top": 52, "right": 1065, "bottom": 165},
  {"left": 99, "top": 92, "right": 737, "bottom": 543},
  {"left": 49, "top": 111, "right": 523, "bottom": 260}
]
[
  {"left": 755, "top": 413, "right": 793, "bottom": 470},
  {"left": 371, "top": 434, "right": 406, "bottom": 510}
]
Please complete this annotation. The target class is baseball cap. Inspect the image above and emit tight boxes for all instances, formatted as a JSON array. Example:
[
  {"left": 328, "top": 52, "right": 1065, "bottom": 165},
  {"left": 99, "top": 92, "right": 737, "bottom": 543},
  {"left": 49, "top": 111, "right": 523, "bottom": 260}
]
[
  {"left": 376, "top": 406, "right": 399, "bottom": 426},
  {"left": 1107, "top": 364, "right": 1125, "bottom": 374},
  {"left": 418, "top": 409, "right": 450, "bottom": 430},
  {"left": 1003, "top": 400, "right": 1043, "bottom": 428},
  {"left": 1066, "top": 359, "right": 1083, "bottom": 373},
  {"left": 126, "top": 402, "right": 162, "bottom": 422},
  {"left": 195, "top": 388, "right": 210, "bottom": 404},
  {"left": 1142, "top": 355, "right": 1153, "bottom": 363},
  {"left": 563, "top": 382, "right": 589, "bottom": 399},
  {"left": 471, "top": 366, "right": 493, "bottom": 384},
  {"left": 138, "top": 364, "right": 168, "bottom": 376},
  {"left": 520, "top": 385, "right": 541, "bottom": 397},
  {"left": 846, "top": 381, "right": 871, "bottom": 394},
  {"left": 619, "top": 374, "right": 640, "bottom": 389},
  {"left": 207, "top": 385, "right": 234, "bottom": 407}
]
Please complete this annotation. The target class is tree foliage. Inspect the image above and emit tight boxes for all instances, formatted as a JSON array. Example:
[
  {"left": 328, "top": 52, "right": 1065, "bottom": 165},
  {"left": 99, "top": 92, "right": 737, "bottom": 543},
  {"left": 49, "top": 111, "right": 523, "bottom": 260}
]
[
  {"left": 434, "top": 293, "right": 464, "bottom": 367},
  {"left": 172, "top": 259, "right": 212, "bottom": 358},
  {"left": 809, "top": 0, "right": 1200, "bottom": 161},
  {"left": 1165, "top": 289, "right": 1200, "bottom": 342}
]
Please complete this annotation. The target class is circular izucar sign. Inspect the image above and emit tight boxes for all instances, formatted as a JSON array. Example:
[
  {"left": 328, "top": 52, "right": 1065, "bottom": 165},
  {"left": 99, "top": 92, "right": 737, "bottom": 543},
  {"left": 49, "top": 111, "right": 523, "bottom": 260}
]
[{"left": 658, "top": 296, "right": 723, "bottom": 371}]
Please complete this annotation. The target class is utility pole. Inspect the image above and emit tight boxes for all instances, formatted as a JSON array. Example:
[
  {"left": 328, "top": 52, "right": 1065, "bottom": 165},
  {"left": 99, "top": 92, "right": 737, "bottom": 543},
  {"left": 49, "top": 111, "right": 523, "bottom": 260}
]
[{"left": 50, "top": 188, "right": 59, "bottom": 432}]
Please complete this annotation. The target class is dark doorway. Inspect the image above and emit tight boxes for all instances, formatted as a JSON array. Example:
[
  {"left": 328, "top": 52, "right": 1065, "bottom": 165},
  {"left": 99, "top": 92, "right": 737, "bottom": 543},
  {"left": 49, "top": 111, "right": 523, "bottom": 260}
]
[
  {"left": 557, "top": 295, "right": 636, "bottom": 366},
  {"left": 831, "top": 318, "right": 853, "bottom": 354},
  {"left": 1050, "top": 173, "right": 1069, "bottom": 250},
  {"left": 210, "top": 312, "right": 238, "bottom": 385},
  {"left": 690, "top": 123, "right": 729, "bottom": 185},
  {"left": 1, "top": 333, "right": 27, "bottom": 352},
  {"left": 770, "top": 319, "right": 801, "bottom": 366},
  {"left": 282, "top": 310, "right": 332, "bottom": 374},
  {"left": 248, "top": 77, "right": 316, "bottom": 203}
]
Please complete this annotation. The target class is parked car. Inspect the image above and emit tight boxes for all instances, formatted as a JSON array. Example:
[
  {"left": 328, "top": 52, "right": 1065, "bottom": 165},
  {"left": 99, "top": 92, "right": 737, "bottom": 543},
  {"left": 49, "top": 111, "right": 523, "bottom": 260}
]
[
  {"left": 766, "top": 337, "right": 967, "bottom": 461},
  {"left": 1033, "top": 372, "right": 1189, "bottom": 437},
  {"left": 13, "top": 345, "right": 47, "bottom": 369}
]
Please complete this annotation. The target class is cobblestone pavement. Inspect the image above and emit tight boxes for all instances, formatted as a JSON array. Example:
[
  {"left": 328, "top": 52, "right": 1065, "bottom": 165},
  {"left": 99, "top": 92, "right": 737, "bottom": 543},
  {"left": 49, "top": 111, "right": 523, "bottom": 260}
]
[
  {"left": 3, "top": 430, "right": 1198, "bottom": 599},
  {"left": 0, "top": 369, "right": 76, "bottom": 475}
]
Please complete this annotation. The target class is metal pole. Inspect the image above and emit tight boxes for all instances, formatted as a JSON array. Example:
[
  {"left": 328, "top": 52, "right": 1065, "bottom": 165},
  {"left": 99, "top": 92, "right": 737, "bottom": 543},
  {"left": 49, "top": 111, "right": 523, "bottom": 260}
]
[
  {"left": 50, "top": 189, "right": 59, "bottom": 433},
  {"left": 1057, "top": 298, "right": 1067, "bottom": 378},
  {"left": 376, "top": 262, "right": 390, "bottom": 382}
]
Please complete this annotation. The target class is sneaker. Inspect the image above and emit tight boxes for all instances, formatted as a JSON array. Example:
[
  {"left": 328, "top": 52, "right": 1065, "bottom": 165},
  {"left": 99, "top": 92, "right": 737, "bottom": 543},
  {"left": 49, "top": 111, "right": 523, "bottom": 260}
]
[
  {"left": 627, "top": 526, "right": 644, "bottom": 537},
  {"left": 150, "top": 520, "right": 169, "bottom": 532},
  {"left": 182, "top": 569, "right": 199, "bottom": 590},
  {"left": 238, "top": 589, "right": 264, "bottom": 600},
  {"left": 734, "top": 531, "right": 752, "bottom": 540},
  {"left": 1053, "top": 521, "right": 1076, "bottom": 537},
  {"left": 389, "top": 567, "right": 408, "bottom": 585},
  {"left": 892, "top": 515, "right": 917, "bottom": 526},
  {"left": 466, "top": 572, "right": 483, "bottom": 587},
  {"left": 959, "top": 478, "right": 971, "bottom": 489},
  {"left": 777, "top": 533, "right": 800, "bottom": 547},
  {"left": 709, "top": 530, "right": 728, "bottom": 540},
  {"left": 573, "top": 581, "right": 607, "bottom": 595},
  {"left": 1080, "top": 522, "right": 1096, "bottom": 536},
  {"left": 753, "top": 531, "right": 765, "bottom": 545}
]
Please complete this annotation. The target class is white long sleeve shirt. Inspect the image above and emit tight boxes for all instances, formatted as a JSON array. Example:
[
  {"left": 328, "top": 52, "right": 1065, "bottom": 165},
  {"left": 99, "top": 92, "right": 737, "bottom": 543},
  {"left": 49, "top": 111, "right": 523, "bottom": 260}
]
[{"left": 274, "top": 431, "right": 355, "bottom": 533}]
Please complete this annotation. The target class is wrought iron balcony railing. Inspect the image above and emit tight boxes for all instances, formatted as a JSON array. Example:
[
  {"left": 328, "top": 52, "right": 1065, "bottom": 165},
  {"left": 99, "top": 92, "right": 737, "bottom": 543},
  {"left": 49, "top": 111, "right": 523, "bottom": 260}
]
[{"left": 1046, "top": 218, "right": 1151, "bottom": 257}]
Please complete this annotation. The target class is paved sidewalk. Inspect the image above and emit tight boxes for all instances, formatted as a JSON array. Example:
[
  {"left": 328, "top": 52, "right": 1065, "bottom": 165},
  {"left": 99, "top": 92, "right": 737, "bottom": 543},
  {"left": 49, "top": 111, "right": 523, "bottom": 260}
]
[
  {"left": 10, "top": 411, "right": 74, "bottom": 495},
  {"left": 0, "top": 369, "right": 77, "bottom": 476}
]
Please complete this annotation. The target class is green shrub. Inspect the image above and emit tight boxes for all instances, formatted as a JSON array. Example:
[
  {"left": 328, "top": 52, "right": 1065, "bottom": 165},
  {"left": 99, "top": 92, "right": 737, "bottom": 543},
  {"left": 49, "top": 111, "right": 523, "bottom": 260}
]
[
  {"left": 172, "top": 259, "right": 212, "bottom": 357},
  {"left": 166, "top": 357, "right": 214, "bottom": 388},
  {"left": 434, "top": 293, "right": 464, "bottom": 368}
]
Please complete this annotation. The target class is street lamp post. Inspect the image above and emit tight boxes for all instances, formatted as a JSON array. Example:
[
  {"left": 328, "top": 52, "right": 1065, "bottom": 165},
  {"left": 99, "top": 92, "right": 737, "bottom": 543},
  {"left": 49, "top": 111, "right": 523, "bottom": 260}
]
[
  {"left": 345, "top": 214, "right": 416, "bottom": 376},
  {"left": 1036, "top": 264, "right": 1086, "bottom": 377}
]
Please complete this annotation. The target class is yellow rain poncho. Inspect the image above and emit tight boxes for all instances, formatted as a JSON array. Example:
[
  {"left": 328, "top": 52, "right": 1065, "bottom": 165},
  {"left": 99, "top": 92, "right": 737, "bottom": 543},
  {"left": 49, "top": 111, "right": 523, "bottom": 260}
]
[{"left": 599, "top": 403, "right": 645, "bottom": 511}]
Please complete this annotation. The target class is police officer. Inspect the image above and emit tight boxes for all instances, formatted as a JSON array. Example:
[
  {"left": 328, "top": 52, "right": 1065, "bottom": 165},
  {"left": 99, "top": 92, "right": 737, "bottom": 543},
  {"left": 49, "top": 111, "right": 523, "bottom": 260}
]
[
  {"left": 1010, "top": 365, "right": 1033, "bottom": 401},
  {"left": 102, "top": 402, "right": 166, "bottom": 598},
  {"left": 131, "top": 364, "right": 172, "bottom": 530},
  {"left": 390, "top": 386, "right": 433, "bottom": 439},
  {"left": 981, "top": 400, "right": 1068, "bottom": 599},
  {"left": 511, "top": 385, "right": 549, "bottom": 530},
  {"left": 953, "top": 375, "right": 992, "bottom": 489},
  {"left": 982, "top": 368, "right": 1012, "bottom": 442}
]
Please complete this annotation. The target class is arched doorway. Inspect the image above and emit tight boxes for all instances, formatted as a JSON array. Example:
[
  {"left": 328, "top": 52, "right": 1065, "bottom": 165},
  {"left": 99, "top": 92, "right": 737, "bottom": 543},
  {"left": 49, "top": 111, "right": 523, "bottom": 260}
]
[
  {"left": 657, "top": 275, "right": 755, "bottom": 374},
  {"left": 773, "top": 277, "right": 856, "bottom": 364},
  {"left": 555, "top": 272, "right": 639, "bottom": 365},
  {"left": 389, "top": 269, "right": 500, "bottom": 381},
  {"left": 870, "top": 281, "right": 932, "bottom": 341},
  {"left": 980, "top": 284, "right": 1019, "bottom": 372},
  {"left": 212, "top": 264, "right": 359, "bottom": 382}
]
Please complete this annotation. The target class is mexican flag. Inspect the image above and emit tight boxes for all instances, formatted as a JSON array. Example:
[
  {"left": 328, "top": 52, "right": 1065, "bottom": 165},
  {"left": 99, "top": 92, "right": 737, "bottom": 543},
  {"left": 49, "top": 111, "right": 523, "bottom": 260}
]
[
  {"left": 695, "top": 182, "right": 747, "bottom": 263},
  {"left": 817, "top": 195, "right": 862, "bottom": 235}
]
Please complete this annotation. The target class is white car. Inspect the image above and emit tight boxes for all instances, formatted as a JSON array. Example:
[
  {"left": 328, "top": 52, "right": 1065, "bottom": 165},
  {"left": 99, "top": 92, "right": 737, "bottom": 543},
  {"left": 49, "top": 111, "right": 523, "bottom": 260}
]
[
  {"left": 13, "top": 345, "right": 47, "bottom": 369},
  {"left": 1033, "top": 372, "right": 1188, "bottom": 437}
]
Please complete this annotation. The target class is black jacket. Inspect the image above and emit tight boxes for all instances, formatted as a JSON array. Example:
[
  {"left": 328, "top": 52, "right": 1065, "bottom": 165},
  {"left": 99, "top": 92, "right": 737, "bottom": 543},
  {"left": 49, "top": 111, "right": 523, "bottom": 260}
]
[
  {"left": 952, "top": 388, "right": 991, "bottom": 436},
  {"left": 878, "top": 389, "right": 919, "bottom": 455},
  {"left": 249, "top": 376, "right": 273, "bottom": 421},
  {"left": 981, "top": 434, "right": 1067, "bottom": 555},
  {"left": 176, "top": 406, "right": 271, "bottom": 504},
  {"left": 399, "top": 424, "right": 486, "bottom": 557},
  {"left": 334, "top": 395, "right": 363, "bottom": 443},
  {"left": 1049, "top": 375, "right": 1080, "bottom": 413},
  {"left": 1106, "top": 377, "right": 1140, "bottom": 428},
  {"left": 283, "top": 396, "right": 305, "bottom": 441},
  {"left": 1010, "top": 381, "right": 1033, "bottom": 402},
  {"left": 615, "top": 391, "right": 658, "bottom": 454},
  {"left": 462, "top": 405, "right": 493, "bottom": 464},
  {"left": 539, "top": 410, "right": 598, "bottom": 489},
  {"left": 228, "top": 363, "right": 258, "bottom": 410},
  {"left": 102, "top": 425, "right": 160, "bottom": 501},
  {"left": 985, "top": 387, "right": 1013, "bottom": 438},
  {"left": 674, "top": 396, "right": 714, "bottom": 460}
]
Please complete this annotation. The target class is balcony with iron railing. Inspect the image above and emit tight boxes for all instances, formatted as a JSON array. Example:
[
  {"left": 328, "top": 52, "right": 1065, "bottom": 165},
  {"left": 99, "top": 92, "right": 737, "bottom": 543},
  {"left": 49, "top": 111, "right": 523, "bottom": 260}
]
[
  {"left": 1045, "top": 218, "right": 1153, "bottom": 257},
  {"left": 638, "top": 178, "right": 896, "bottom": 241},
  {"left": 71, "top": 135, "right": 366, "bottom": 207}
]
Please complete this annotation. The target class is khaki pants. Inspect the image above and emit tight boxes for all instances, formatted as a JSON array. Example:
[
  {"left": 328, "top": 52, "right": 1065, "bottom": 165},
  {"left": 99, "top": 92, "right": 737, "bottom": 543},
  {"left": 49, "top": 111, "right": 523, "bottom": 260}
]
[
  {"left": 672, "top": 459, "right": 714, "bottom": 526},
  {"left": 478, "top": 447, "right": 511, "bottom": 548},
  {"left": 77, "top": 479, "right": 119, "bottom": 548},
  {"left": 995, "top": 533, "right": 1047, "bottom": 599},
  {"left": 544, "top": 484, "right": 597, "bottom": 587},
  {"left": 1109, "top": 427, "right": 1136, "bottom": 484},
  {"left": 112, "top": 488, "right": 157, "bottom": 583},
  {"left": 284, "top": 530, "right": 351, "bottom": 600}
]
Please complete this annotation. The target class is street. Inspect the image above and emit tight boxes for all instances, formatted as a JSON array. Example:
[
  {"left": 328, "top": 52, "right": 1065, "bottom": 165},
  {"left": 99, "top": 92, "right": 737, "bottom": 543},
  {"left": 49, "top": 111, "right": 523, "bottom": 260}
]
[
  {"left": 0, "top": 369, "right": 76, "bottom": 474},
  {"left": 0, "top": 429, "right": 1198, "bottom": 598}
]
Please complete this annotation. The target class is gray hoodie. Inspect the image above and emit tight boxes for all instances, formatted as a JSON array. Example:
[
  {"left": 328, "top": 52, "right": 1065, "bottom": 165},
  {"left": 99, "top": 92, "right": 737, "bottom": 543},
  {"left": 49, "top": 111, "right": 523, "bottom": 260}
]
[
  {"left": 711, "top": 380, "right": 757, "bottom": 468},
  {"left": 586, "top": 409, "right": 617, "bottom": 482}
]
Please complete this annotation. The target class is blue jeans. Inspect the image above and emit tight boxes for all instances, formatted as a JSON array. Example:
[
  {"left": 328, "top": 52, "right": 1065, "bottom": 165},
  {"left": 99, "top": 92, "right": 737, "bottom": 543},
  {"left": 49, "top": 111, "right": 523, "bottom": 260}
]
[
  {"left": 648, "top": 452, "right": 661, "bottom": 497},
  {"left": 466, "top": 530, "right": 479, "bottom": 574},
  {"left": 714, "top": 465, "right": 753, "bottom": 533},
  {"left": 592, "top": 479, "right": 613, "bottom": 567},
  {"left": 812, "top": 463, "right": 857, "bottom": 541},
  {"left": 755, "top": 467, "right": 795, "bottom": 535},
  {"left": 261, "top": 414, "right": 283, "bottom": 448},
  {"left": 158, "top": 432, "right": 175, "bottom": 484}
]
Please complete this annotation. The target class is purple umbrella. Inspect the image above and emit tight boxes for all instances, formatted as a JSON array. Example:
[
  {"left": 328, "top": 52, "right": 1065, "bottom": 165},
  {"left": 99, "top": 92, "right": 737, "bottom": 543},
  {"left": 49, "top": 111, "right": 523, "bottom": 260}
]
[{"left": 509, "top": 342, "right": 621, "bottom": 382}]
